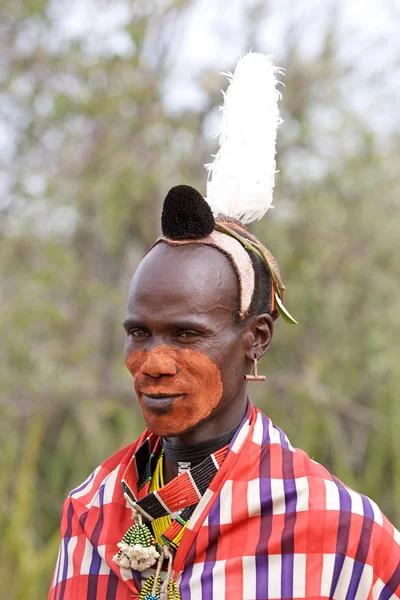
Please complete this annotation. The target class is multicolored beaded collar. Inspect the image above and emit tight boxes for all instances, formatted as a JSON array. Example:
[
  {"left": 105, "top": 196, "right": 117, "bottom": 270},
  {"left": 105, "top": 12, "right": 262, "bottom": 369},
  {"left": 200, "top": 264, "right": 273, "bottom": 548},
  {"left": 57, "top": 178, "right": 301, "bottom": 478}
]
[{"left": 113, "top": 436, "right": 229, "bottom": 599}]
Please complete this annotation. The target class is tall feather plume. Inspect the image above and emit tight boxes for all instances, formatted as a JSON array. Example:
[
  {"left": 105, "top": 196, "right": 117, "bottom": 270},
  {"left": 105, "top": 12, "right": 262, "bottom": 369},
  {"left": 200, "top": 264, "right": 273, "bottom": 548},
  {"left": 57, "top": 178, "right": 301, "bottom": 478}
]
[{"left": 205, "top": 52, "right": 283, "bottom": 225}]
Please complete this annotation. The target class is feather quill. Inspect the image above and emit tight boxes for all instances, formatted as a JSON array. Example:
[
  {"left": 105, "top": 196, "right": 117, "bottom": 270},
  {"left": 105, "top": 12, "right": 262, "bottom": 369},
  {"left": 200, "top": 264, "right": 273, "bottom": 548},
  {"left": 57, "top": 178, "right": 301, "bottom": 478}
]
[{"left": 205, "top": 52, "right": 283, "bottom": 224}]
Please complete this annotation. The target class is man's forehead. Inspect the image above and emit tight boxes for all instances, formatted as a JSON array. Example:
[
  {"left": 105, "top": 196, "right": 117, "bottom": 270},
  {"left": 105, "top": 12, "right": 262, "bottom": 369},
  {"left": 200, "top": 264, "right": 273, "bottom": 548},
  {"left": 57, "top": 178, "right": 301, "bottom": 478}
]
[
  {"left": 140, "top": 242, "right": 230, "bottom": 274},
  {"left": 127, "top": 242, "right": 238, "bottom": 315}
]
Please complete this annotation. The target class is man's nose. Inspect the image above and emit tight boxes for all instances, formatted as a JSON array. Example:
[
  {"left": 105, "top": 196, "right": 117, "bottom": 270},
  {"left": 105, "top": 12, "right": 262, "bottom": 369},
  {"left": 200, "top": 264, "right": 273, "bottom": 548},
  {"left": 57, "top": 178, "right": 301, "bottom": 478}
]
[{"left": 140, "top": 348, "right": 179, "bottom": 378}]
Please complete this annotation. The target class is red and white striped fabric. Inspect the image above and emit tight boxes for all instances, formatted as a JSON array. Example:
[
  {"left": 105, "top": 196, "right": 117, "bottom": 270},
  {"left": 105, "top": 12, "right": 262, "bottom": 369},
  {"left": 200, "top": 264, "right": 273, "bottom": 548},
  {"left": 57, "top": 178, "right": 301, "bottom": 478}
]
[{"left": 49, "top": 402, "right": 400, "bottom": 599}]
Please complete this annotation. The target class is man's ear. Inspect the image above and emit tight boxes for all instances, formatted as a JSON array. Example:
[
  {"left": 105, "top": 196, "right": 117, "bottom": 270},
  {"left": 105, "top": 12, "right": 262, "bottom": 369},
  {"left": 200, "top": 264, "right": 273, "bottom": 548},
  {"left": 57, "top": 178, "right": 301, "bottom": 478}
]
[{"left": 244, "top": 313, "right": 274, "bottom": 361}]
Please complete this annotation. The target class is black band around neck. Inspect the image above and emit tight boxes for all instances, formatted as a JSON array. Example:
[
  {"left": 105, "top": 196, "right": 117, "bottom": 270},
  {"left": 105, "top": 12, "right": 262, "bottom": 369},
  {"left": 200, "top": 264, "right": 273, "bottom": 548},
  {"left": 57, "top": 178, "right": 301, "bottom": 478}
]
[{"left": 161, "top": 422, "right": 240, "bottom": 467}]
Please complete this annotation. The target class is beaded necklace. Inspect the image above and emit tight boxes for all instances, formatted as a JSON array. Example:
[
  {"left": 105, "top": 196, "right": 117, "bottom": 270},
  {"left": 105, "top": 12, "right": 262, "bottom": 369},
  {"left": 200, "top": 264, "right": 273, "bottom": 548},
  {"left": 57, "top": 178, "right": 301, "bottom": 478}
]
[
  {"left": 114, "top": 444, "right": 229, "bottom": 600},
  {"left": 150, "top": 450, "right": 187, "bottom": 548}
]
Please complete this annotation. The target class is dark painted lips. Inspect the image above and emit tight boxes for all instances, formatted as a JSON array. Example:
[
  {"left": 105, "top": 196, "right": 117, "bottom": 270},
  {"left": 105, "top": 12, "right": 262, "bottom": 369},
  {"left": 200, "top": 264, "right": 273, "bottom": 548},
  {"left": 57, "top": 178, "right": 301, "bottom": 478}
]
[{"left": 142, "top": 393, "right": 184, "bottom": 411}]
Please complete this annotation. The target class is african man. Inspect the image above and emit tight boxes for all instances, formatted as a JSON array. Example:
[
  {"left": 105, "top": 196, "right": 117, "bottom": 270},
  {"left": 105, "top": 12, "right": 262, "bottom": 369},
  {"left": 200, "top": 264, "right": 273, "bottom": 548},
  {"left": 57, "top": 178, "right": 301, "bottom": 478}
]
[{"left": 49, "top": 53, "right": 400, "bottom": 600}]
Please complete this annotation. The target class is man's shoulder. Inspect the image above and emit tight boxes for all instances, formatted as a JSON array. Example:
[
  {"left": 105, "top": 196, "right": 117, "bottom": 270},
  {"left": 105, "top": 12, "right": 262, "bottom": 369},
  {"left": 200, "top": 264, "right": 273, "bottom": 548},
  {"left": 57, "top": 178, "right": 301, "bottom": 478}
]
[
  {"left": 255, "top": 408, "right": 399, "bottom": 537},
  {"left": 253, "top": 408, "right": 400, "bottom": 588}
]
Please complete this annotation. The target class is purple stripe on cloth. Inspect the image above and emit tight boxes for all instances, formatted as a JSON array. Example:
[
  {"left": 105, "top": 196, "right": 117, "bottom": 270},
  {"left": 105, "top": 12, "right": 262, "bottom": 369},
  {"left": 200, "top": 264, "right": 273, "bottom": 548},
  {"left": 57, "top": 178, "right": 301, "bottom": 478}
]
[
  {"left": 180, "top": 562, "right": 194, "bottom": 600},
  {"left": 201, "top": 496, "right": 222, "bottom": 600},
  {"left": 208, "top": 493, "right": 221, "bottom": 528},
  {"left": 69, "top": 470, "right": 95, "bottom": 497},
  {"left": 86, "top": 484, "right": 105, "bottom": 599},
  {"left": 53, "top": 547, "right": 63, "bottom": 600},
  {"left": 89, "top": 548, "right": 102, "bottom": 578},
  {"left": 261, "top": 416, "right": 271, "bottom": 446},
  {"left": 345, "top": 560, "right": 366, "bottom": 600},
  {"left": 105, "top": 569, "right": 119, "bottom": 600},
  {"left": 345, "top": 495, "right": 375, "bottom": 598},
  {"left": 281, "top": 448, "right": 297, "bottom": 598},
  {"left": 378, "top": 562, "right": 400, "bottom": 600},
  {"left": 185, "top": 536, "right": 198, "bottom": 569},
  {"left": 355, "top": 496, "right": 374, "bottom": 563},
  {"left": 255, "top": 415, "right": 273, "bottom": 599},
  {"left": 329, "top": 479, "right": 352, "bottom": 599},
  {"left": 277, "top": 426, "right": 290, "bottom": 450},
  {"left": 90, "top": 484, "right": 105, "bottom": 556},
  {"left": 131, "top": 567, "right": 142, "bottom": 594},
  {"left": 201, "top": 562, "right": 216, "bottom": 600},
  {"left": 58, "top": 500, "right": 75, "bottom": 600},
  {"left": 53, "top": 546, "right": 62, "bottom": 599},
  {"left": 79, "top": 511, "right": 88, "bottom": 530}
]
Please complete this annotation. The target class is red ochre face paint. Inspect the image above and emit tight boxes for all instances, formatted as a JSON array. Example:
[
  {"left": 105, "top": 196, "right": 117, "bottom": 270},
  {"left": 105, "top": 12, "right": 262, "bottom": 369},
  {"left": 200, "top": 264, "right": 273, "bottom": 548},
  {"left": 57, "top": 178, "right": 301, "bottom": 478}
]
[{"left": 125, "top": 346, "right": 223, "bottom": 437}]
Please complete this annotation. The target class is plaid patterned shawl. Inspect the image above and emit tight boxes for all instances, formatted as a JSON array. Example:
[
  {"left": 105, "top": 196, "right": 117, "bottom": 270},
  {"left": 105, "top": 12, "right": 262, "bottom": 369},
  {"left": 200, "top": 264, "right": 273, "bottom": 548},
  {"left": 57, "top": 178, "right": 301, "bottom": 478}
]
[{"left": 49, "top": 402, "right": 400, "bottom": 599}]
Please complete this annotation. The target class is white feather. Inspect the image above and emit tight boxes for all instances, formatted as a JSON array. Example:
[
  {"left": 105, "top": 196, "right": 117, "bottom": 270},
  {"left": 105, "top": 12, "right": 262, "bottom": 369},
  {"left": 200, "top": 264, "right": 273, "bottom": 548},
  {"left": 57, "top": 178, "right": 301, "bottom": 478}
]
[{"left": 205, "top": 52, "right": 283, "bottom": 224}]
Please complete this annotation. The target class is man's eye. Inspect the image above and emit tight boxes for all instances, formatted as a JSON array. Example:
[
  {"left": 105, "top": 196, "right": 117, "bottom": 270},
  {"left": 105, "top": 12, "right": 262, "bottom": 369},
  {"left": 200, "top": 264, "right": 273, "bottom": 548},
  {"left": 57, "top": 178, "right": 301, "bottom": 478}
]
[
  {"left": 177, "top": 331, "right": 199, "bottom": 339},
  {"left": 128, "top": 329, "right": 150, "bottom": 338}
]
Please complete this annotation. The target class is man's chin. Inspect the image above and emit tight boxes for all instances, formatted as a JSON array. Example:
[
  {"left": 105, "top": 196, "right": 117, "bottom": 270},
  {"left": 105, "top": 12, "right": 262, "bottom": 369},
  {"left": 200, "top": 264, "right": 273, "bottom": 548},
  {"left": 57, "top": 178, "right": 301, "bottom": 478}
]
[
  {"left": 144, "top": 412, "right": 210, "bottom": 438},
  {"left": 145, "top": 421, "right": 194, "bottom": 438}
]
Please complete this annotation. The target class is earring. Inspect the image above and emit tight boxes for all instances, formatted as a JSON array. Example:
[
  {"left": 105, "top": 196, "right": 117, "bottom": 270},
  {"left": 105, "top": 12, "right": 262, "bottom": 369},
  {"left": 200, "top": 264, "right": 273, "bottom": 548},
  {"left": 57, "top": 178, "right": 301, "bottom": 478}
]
[{"left": 245, "top": 357, "right": 266, "bottom": 382}]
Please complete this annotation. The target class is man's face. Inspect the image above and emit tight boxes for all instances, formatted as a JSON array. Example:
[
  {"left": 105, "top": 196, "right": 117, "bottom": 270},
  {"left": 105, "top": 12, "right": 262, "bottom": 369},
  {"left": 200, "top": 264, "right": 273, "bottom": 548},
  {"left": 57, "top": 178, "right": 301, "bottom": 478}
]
[{"left": 123, "top": 243, "right": 249, "bottom": 437}]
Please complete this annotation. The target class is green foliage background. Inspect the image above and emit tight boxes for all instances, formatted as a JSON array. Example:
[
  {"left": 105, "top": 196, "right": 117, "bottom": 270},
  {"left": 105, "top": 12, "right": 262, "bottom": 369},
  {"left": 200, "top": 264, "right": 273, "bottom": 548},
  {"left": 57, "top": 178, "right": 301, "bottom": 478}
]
[{"left": 1, "top": 1, "right": 399, "bottom": 598}]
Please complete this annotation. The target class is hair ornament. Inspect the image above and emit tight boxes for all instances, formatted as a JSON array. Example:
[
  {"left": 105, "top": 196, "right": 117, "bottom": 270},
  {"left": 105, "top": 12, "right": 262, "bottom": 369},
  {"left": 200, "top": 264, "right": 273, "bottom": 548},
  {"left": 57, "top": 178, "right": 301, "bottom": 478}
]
[
  {"left": 205, "top": 52, "right": 283, "bottom": 225},
  {"left": 155, "top": 52, "right": 297, "bottom": 324}
]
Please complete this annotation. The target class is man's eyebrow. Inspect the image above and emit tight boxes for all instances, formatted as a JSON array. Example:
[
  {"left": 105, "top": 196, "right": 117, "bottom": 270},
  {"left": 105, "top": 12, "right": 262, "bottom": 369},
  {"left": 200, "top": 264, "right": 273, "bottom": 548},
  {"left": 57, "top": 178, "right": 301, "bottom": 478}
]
[
  {"left": 122, "top": 317, "right": 213, "bottom": 331},
  {"left": 122, "top": 317, "right": 143, "bottom": 329},
  {"left": 169, "top": 320, "right": 211, "bottom": 330}
]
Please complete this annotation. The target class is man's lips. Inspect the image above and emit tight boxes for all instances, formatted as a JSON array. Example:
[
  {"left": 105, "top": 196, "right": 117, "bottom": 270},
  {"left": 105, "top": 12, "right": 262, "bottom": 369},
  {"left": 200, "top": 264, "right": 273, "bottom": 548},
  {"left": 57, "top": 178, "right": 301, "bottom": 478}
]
[{"left": 141, "top": 392, "right": 185, "bottom": 411}]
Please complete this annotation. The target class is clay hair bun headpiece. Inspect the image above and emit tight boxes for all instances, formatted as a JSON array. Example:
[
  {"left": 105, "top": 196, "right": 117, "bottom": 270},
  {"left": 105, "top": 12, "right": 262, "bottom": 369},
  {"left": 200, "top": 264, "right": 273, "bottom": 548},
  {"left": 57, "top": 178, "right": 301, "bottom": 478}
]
[
  {"left": 161, "top": 185, "right": 215, "bottom": 239},
  {"left": 152, "top": 52, "right": 297, "bottom": 324}
]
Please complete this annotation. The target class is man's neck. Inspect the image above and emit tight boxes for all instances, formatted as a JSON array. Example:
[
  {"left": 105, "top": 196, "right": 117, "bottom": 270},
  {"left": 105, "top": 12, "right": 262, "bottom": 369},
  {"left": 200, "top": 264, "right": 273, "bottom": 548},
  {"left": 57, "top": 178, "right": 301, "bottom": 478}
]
[{"left": 162, "top": 397, "right": 247, "bottom": 483}]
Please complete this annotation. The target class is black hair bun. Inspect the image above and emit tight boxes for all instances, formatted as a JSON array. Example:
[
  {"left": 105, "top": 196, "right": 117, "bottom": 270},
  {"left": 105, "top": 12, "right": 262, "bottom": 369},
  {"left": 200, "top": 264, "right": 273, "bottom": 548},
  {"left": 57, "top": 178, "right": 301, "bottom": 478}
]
[{"left": 161, "top": 185, "right": 215, "bottom": 239}]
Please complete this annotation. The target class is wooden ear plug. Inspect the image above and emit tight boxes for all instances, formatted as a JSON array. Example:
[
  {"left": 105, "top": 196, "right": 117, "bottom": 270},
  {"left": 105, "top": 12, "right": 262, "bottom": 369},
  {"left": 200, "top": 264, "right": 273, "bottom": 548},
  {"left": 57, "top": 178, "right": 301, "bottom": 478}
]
[{"left": 245, "top": 357, "right": 266, "bottom": 382}]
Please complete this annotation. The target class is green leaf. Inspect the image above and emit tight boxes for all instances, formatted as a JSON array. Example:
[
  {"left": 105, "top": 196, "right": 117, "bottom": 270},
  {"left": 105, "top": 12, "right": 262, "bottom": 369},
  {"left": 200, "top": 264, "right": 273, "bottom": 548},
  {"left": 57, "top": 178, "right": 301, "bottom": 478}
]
[{"left": 275, "top": 292, "right": 298, "bottom": 325}]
